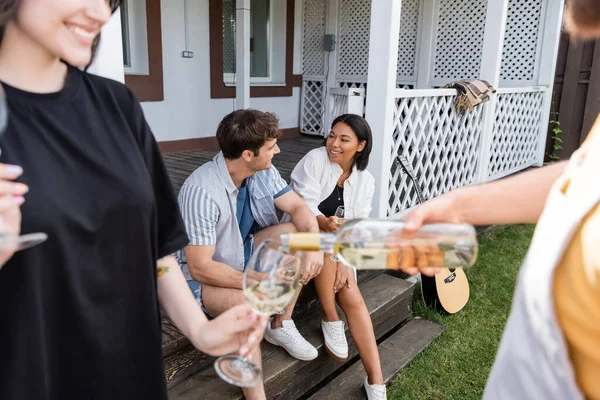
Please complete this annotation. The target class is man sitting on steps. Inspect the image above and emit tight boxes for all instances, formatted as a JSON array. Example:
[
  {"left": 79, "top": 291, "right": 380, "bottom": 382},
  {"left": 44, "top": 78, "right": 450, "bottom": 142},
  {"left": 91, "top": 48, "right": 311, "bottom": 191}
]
[{"left": 176, "top": 109, "right": 323, "bottom": 400}]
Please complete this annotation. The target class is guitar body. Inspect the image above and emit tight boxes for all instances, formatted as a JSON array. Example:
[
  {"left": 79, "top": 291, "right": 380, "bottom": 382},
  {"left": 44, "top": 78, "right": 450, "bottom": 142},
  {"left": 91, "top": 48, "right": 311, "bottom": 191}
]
[{"left": 421, "top": 268, "right": 470, "bottom": 314}]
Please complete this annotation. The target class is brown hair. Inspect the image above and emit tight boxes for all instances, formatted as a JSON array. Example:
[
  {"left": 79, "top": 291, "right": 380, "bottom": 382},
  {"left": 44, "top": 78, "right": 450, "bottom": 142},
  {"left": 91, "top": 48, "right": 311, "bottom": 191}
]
[
  {"left": 217, "top": 109, "right": 282, "bottom": 159},
  {"left": 0, "top": 0, "right": 123, "bottom": 68},
  {"left": 565, "top": 0, "right": 600, "bottom": 39}
]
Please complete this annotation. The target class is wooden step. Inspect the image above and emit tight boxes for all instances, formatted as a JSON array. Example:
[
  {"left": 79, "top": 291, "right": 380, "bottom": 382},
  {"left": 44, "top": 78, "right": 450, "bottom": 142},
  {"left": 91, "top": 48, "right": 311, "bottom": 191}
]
[
  {"left": 161, "top": 271, "right": 384, "bottom": 388},
  {"left": 307, "top": 318, "right": 445, "bottom": 400},
  {"left": 168, "top": 273, "right": 415, "bottom": 400}
]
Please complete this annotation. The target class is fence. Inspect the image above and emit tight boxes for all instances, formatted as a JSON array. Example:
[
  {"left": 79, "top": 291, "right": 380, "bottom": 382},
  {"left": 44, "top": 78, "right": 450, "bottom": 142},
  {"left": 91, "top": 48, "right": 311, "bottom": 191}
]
[{"left": 546, "top": 32, "right": 600, "bottom": 160}]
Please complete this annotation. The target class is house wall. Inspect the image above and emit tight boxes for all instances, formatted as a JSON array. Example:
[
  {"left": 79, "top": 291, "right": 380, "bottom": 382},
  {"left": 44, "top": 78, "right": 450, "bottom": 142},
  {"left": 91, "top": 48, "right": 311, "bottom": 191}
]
[{"left": 140, "top": 0, "right": 301, "bottom": 143}]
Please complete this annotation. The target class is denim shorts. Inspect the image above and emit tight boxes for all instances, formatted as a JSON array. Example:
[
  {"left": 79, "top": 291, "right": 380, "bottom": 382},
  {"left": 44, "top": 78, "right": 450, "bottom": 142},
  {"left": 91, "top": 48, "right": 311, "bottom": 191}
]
[{"left": 186, "top": 279, "right": 214, "bottom": 319}]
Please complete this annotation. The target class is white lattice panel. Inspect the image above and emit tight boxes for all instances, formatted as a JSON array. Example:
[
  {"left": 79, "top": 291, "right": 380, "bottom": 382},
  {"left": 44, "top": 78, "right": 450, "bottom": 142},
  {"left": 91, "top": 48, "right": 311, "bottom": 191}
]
[
  {"left": 500, "top": 0, "right": 545, "bottom": 82},
  {"left": 488, "top": 91, "right": 545, "bottom": 179},
  {"left": 223, "top": 0, "right": 236, "bottom": 73},
  {"left": 433, "top": 0, "right": 487, "bottom": 81},
  {"left": 397, "top": 0, "right": 420, "bottom": 80},
  {"left": 301, "top": 79, "right": 327, "bottom": 135},
  {"left": 302, "top": 0, "right": 328, "bottom": 76},
  {"left": 337, "top": 0, "right": 371, "bottom": 77},
  {"left": 388, "top": 93, "right": 484, "bottom": 215}
]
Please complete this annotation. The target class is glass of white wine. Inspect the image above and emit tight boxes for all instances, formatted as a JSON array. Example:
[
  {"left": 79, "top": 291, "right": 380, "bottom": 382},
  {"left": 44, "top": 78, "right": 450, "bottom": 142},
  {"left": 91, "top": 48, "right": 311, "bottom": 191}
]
[
  {"left": 332, "top": 206, "right": 354, "bottom": 227},
  {"left": 331, "top": 206, "right": 354, "bottom": 262},
  {"left": 214, "top": 239, "right": 303, "bottom": 387}
]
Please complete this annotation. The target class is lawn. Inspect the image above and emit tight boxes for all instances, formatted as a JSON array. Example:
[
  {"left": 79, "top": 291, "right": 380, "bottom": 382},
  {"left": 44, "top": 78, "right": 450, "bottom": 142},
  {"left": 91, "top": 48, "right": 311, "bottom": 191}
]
[{"left": 388, "top": 224, "right": 536, "bottom": 400}]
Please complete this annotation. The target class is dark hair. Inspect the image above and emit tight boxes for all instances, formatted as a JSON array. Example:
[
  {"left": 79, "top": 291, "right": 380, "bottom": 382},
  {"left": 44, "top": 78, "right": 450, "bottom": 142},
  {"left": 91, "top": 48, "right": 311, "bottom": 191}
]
[
  {"left": 217, "top": 109, "right": 282, "bottom": 159},
  {"left": 565, "top": 0, "right": 600, "bottom": 39},
  {"left": 329, "top": 114, "right": 372, "bottom": 171},
  {"left": 0, "top": 0, "right": 123, "bottom": 68}
]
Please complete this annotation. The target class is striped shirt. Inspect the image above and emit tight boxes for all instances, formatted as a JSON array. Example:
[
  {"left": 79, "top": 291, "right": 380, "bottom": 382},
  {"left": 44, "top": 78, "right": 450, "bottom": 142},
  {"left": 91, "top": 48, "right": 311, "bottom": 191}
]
[{"left": 176, "top": 152, "right": 291, "bottom": 281}]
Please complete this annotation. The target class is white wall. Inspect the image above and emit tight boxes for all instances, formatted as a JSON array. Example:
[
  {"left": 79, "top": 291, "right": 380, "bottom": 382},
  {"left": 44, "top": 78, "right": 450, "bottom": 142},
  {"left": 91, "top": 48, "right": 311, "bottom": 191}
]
[
  {"left": 87, "top": 9, "right": 125, "bottom": 83},
  {"left": 140, "top": 0, "right": 301, "bottom": 143}
]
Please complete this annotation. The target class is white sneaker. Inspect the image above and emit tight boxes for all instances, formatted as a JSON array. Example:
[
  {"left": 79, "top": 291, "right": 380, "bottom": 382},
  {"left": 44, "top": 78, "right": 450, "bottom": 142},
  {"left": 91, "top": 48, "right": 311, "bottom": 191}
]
[
  {"left": 364, "top": 376, "right": 387, "bottom": 400},
  {"left": 264, "top": 320, "right": 318, "bottom": 361},
  {"left": 321, "top": 320, "right": 348, "bottom": 361}
]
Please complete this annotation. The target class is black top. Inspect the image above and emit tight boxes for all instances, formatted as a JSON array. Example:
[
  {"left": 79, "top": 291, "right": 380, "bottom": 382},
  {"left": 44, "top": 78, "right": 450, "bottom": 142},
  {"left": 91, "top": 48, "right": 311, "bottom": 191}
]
[
  {"left": 0, "top": 66, "right": 189, "bottom": 400},
  {"left": 318, "top": 184, "right": 344, "bottom": 218}
]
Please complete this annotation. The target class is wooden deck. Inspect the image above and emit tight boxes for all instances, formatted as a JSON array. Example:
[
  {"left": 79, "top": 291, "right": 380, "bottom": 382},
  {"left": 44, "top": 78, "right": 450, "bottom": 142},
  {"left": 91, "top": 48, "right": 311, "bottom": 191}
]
[{"left": 163, "top": 135, "right": 324, "bottom": 193}]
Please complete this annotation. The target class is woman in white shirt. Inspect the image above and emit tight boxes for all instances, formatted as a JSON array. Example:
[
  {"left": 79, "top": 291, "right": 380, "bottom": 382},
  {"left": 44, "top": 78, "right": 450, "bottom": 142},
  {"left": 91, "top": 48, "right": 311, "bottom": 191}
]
[{"left": 290, "top": 114, "right": 385, "bottom": 399}]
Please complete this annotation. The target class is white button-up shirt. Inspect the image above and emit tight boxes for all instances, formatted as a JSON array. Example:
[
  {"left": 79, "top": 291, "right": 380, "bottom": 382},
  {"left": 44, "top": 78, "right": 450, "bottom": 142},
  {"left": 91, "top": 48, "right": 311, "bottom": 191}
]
[{"left": 288, "top": 146, "right": 375, "bottom": 219}]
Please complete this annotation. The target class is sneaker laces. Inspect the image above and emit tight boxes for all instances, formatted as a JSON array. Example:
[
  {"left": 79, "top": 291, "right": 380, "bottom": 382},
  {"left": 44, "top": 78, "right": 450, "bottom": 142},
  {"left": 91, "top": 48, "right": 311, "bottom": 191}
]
[
  {"left": 331, "top": 323, "right": 346, "bottom": 346},
  {"left": 281, "top": 324, "right": 303, "bottom": 344},
  {"left": 372, "top": 386, "right": 386, "bottom": 400}
]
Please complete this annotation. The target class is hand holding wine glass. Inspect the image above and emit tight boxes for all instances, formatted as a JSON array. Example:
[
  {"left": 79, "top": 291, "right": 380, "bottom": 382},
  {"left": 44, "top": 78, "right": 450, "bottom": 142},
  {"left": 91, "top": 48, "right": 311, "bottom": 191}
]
[
  {"left": 214, "top": 239, "right": 303, "bottom": 387},
  {"left": 0, "top": 83, "right": 47, "bottom": 269},
  {"left": 331, "top": 206, "right": 354, "bottom": 228}
]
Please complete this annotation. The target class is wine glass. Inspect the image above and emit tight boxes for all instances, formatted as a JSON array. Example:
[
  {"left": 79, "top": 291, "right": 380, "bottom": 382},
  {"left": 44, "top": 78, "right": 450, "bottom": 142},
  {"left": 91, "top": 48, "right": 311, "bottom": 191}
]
[
  {"left": 0, "top": 84, "right": 48, "bottom": 253},
  {"left": 332, "top": 206, "right": 354, "bottom": 227},
  {"left": 214, "top": 239, "right": 303, "bottom": 387},
  {"left": 331, "top": 206, "right": 354, "bottom": 262}
]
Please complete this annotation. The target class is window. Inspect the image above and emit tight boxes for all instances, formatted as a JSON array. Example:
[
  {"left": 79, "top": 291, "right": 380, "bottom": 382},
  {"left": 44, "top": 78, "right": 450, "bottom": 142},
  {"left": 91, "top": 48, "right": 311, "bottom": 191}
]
[
  {"left": 120, "top": 0, "right": 149, "bottom": 75},
  {"left": 121, "top": 0, "right": 165, "bottom": 102},
  {"left": 221, "top": 0, "right": 286, "bottom": 85},
  {"left": 209, "top": 0, "right": 301, "bottom": 99}
]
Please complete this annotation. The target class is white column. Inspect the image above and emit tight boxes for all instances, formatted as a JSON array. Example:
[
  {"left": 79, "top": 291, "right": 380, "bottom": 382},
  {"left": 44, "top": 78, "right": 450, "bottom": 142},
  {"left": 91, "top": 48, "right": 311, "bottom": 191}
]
[
  {"left": 416, "top": 0, "right": 436, "bottom": 89},
  {"left": 87, "top": 8, "right": 125, "bottom": 83},
  {"left": 475, "top": 0, "right": 509, "bottom": 183},
  {"left": 535, "top": 0, "right": 565, "bottom": 165},
  {"left": 236, "top": 0, "right": 251, "bottom": 109},
  {"left": 365, "top": 0, "right": 402, "bottom": 218},
  {"left": 323, "top": 0, "right": 339, "bottom": 135}
]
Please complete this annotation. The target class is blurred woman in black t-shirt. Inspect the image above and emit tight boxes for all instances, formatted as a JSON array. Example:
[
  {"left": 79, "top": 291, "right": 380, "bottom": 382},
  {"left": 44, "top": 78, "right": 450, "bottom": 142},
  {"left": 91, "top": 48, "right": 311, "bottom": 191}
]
[{"left": 0, "top": 1, "right": 267, "bottom": 399}]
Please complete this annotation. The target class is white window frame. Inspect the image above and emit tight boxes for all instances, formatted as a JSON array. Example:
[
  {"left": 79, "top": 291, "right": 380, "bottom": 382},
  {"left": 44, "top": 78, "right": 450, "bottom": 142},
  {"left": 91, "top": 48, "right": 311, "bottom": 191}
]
[
  {"left": 122, "top": 0, "right": 150, "bottom": 76},
  {"left": 223, "top": 0, "right": 287, "bottom": 86}
]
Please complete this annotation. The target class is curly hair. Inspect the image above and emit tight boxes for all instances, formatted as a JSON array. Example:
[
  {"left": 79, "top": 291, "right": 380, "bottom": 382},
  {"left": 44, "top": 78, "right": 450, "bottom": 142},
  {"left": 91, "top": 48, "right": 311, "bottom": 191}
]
[{"left": 0, "top": 0, "right": 124, "bottom": 68}]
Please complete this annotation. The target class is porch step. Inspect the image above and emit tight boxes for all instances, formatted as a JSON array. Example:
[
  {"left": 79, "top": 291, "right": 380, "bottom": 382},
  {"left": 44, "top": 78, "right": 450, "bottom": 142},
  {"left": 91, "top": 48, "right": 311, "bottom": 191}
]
[
  {"left": 161, "top": 270, "right": 384, "bottom": 388},
  {"left": 307, "top": 318, "right": 445, "bottom": 400},
  {"left": 168, "top": 273, "right": 415, "bottom": 399}
]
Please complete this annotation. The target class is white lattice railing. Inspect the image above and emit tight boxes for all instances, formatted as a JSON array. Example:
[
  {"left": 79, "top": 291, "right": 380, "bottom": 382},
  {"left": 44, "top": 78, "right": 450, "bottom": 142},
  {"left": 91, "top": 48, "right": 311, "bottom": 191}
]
[
  {"left": 388, "top": 88, "right": 485, "bottom": 215},
  {"left": 386, "top": 86, "right": 549, "bottom": 216},
  {"left": 300, "top": 78, "right": 326, "bottom": 135},
  {"left": 487, "top": 87, "right": 548, "bottom": 181}
]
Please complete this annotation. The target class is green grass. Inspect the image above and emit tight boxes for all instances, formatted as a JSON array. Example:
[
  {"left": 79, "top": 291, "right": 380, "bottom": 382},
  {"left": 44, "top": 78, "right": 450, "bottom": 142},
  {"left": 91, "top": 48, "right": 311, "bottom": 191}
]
[{"left": 388, "top": 224, "right": 536, "bottom": 400}]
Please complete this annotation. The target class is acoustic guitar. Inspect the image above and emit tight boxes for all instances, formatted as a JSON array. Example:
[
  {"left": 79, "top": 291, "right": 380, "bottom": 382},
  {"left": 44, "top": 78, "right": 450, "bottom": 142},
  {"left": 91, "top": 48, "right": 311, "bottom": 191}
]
[
  {"left": 420, "top": 268, "right": 470, "bottom": 314},
  {"left": 394, "top": 155, "right": 470, "bottom": 314}
]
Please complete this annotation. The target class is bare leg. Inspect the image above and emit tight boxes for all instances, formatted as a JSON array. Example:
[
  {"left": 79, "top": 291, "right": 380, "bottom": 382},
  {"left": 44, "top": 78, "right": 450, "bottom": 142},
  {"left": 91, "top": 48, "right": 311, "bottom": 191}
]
[
  {"left": 202, "top": 285, "right": 266, "bottom": 400},
  {"left": 253, "top": 223, "right": 302, "bottom": 329},
  {"left": 336, "top": 273, "right": 384, "bottom": 385},
  {"left": 313, "top": 254, "right": 341, "bottom": 322}
]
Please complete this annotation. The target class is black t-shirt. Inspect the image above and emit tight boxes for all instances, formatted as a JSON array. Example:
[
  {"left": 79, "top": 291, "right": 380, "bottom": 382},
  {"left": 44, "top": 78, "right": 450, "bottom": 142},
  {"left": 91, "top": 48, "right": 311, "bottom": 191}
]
[
  {"left": 0, "top": 66, "right": 189, "bottom": 399},
  {"left": 318, "top": 184, "right": 344, "bottom": 217}
]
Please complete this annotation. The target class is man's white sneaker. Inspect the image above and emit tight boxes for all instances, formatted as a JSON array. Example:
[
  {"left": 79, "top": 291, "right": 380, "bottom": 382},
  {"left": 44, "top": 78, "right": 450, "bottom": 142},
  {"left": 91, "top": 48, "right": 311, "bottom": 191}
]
[
  {"left": 321, "top": 320, "right": 348, "bottom": 361},
  {"left": 264, "top": 320, "right": 318, "bottom": 361},
  {"left": 364, "top": 376, "right": 387, "bottom": 400}
]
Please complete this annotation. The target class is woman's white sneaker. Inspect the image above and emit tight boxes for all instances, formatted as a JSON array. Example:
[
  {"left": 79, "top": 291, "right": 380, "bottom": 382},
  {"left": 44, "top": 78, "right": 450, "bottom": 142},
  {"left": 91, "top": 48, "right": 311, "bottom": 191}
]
[
  {"left": 321, "top": 320, "right": 348, "bottom": 361},
  {"left": 364, "top": 376, "right": 387, "bottom": 400},
  {"left": 264, "top": 320, "right": 318, "bottom": 361}
]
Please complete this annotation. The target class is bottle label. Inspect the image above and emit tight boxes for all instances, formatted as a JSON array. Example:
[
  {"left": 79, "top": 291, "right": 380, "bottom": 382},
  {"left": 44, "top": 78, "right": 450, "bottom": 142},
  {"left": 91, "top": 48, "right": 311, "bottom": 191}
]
[{"left": 288, "top": 233, "right": 321, "bottom": 251}]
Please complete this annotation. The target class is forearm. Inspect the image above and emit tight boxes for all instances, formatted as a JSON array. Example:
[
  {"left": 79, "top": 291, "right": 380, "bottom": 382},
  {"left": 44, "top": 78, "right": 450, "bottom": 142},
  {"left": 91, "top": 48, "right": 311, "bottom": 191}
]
[
  {"left": 156, "top": 255, "right": 207, "bottom": 349},
  {"left": 291, "top": 205, "right": 320, "bottom": 233},
  {"left": 455, "top": 161, "right": 567, "bottom": 225},
  {"left": 188, "top": 260, "right": 244, "bottom": 290}
]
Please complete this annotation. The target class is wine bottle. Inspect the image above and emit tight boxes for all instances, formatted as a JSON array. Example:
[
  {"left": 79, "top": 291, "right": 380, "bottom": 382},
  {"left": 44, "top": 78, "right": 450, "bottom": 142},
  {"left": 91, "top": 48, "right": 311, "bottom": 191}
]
[{"left": 279, "top": 219, "right": 477, "bottom": 270}]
